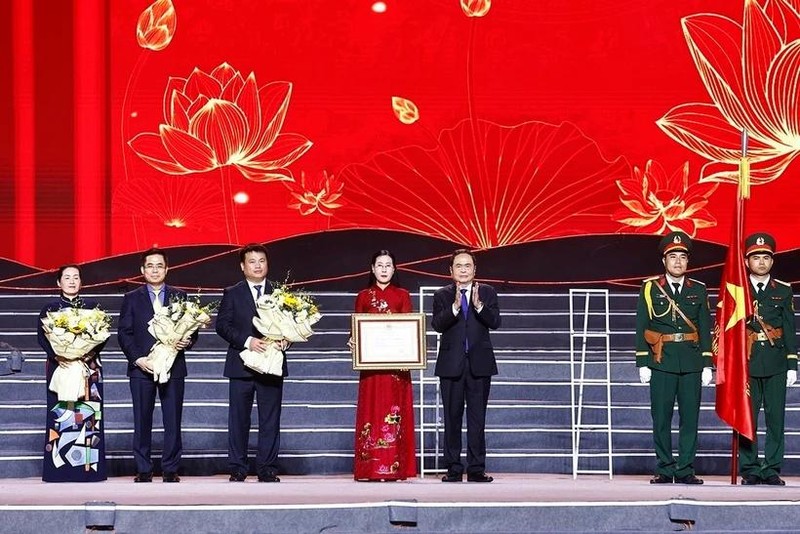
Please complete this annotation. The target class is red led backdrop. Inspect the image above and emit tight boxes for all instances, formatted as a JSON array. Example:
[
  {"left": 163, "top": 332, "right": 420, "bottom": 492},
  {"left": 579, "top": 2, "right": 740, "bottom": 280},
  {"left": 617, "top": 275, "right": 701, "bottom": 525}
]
[{"left": 2, "top": 0, "right": 799, "bottom": 271}]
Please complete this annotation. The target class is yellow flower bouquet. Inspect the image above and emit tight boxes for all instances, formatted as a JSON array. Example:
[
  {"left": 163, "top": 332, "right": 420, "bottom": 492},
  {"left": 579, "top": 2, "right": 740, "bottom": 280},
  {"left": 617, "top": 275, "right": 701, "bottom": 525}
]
[
  {"left": 41, "top": 307, "right": 111, "bottom": 401},
  {"left": 147, "top": 296, "right": 218, "bottom": 383},
  {"left": 240, "top": 284, "right": 321, "bottom": 376}
]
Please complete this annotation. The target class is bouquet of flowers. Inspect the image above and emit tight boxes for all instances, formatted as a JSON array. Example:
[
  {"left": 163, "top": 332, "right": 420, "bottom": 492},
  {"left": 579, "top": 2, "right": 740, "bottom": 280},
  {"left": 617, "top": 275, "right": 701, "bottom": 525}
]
[
  {"left": 41, "top": 306, "right": 111, "bottom": 401},
  {"left": 240, "top": 284, "right": 322, "bottom": 376},
  {"left": 147, "top": 296, "right": 218, "bottom": 383}
]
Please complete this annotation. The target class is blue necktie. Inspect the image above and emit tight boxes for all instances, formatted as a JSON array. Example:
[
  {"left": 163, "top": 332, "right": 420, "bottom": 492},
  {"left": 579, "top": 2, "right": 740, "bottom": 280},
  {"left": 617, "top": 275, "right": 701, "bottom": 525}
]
[
  {"left": 254, "top": 285, "right": 262, "bottom": 300},
  {"left": 461, "top": 288, "right": 469, "bottom": 352}
]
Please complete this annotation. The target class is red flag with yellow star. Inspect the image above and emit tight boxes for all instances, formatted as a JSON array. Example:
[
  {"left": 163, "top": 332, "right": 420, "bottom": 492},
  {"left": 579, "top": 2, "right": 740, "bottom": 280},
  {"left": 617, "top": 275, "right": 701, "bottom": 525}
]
[{"left": 713, "top": 165, "right": 754, "bottom": 440}]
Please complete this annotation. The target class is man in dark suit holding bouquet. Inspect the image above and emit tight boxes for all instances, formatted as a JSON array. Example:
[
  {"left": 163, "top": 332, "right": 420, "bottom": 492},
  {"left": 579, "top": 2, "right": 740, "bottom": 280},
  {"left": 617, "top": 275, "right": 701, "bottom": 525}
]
[
  {"left": 118, "top": 247, "right": 195, "bottom": 483},
  {"left": 432, "top": 249, "right": 501, "bottom": 483},
  {"left": 216, "top": 243, "right": 287, "bottom": 482}
]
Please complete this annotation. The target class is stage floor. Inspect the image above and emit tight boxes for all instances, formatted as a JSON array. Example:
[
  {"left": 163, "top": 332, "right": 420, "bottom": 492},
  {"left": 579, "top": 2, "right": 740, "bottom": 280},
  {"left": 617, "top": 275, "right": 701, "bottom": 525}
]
[{"left": 2, "top": 474, "right": 799, "bottom": 506}]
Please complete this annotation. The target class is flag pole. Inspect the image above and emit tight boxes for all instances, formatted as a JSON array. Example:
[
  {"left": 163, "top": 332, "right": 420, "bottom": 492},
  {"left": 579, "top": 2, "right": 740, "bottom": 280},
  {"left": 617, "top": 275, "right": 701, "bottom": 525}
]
[{"left": 729, "top": 129, "right": 750, "bottom": 485}]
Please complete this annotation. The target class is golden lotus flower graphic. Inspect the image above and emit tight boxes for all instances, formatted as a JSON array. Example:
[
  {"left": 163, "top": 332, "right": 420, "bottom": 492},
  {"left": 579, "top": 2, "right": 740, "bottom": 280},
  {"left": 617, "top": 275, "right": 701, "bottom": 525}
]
[
  {"left": 128, "top": 62, "right": 312, "bottom": 183},
  {"left": 657, "top": 0, "right": 800, "bottom": 185},
  {"left": 461, "top": 0, "right": 492, "bottom": 17},
  {"left": 288, "top": 171, "right": 344, "bottom": 216},
  {"left": 391, "top": 97, "right": 419, "bottom": 125},
  {"left": 136, "top": 0, "right": 176, "bottom": 51},
  {"left": 614, "top": 160, "right": 718, "bottom": 237}
]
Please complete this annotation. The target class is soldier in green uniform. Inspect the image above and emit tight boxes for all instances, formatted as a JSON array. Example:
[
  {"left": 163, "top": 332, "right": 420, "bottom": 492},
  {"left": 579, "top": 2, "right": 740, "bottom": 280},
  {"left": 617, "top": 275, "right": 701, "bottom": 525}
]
[
  {"left": 635, "top": 231, "right": 713, "bottom": 484},
  {"left": 739, "top": 233, "right": 797, "bottom": 486}
]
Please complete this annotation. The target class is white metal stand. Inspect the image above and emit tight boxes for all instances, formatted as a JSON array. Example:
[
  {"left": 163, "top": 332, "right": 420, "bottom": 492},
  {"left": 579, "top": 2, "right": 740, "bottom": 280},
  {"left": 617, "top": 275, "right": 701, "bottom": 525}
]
[
  {"left": 568, "top": 288, "right": 613, "bottom": 479},
  {"left": 417, "top": 286, "right": 442, "bottom": 479}
]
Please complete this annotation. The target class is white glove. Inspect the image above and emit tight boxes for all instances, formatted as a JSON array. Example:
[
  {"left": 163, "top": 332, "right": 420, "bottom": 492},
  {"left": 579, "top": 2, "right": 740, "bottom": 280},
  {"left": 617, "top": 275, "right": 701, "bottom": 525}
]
[
  {"left": 701, "top": 367, "right": 713, "bottom": 386},
  {"left": 639, "top": 367, "right": 651, "bottom": 384},
  {"left": 787, "top": 370, "right": 797, "bottom": 387}
]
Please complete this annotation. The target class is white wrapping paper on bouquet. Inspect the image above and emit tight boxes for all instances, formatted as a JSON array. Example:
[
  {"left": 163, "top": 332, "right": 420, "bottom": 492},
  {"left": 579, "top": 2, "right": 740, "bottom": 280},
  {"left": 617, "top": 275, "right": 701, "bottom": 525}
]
[
  {"left": 42, "top": 309, "right": 110, "bottom": 402},
  {"left": 240, "top": 305, "right": 321, "bottom": 376},
  {"left": 146, "top": 306, "right": 212, "bottom": 383}
]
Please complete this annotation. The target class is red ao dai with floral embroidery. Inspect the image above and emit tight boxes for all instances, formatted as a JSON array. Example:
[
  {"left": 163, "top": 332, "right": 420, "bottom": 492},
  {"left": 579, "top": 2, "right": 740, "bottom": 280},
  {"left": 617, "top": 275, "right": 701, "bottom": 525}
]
[{"left": 353, "top": 284, "right": 417, "bottom": 480}]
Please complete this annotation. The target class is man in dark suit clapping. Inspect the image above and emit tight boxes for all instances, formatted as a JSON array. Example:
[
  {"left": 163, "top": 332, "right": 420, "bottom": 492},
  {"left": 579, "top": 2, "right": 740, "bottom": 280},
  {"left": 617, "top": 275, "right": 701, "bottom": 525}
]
[
  {"left": 216, "top": 243, "right": 287, "bottom": 483},
  {"left": 432, "top": 249, "right": 501, "bottom": 483},
  {"left": 118, "top": 247, "right": 195, "bottom": 483}
]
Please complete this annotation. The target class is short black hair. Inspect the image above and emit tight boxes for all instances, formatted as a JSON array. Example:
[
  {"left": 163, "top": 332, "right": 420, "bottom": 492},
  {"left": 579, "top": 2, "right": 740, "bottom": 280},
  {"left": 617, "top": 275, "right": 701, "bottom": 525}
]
[
  {"left": 239, "top": 243, "right": 268, "bottom": 263},
  {"left": 141, "top": 247, "right": 168, "bottom": 267},
  {"left": 450, "top": 248, "right": 477, "bottom": 266},
  {"left": 56, "top": 264, "right": 81, "bottom": 282},
  {"left": 367, "top": 249, "right": 400, "bottom": 288}
]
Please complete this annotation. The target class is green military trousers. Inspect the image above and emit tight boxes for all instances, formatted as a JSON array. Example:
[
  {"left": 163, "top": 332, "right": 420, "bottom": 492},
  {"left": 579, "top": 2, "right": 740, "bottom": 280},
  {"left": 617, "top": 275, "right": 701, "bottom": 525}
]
[
  {"left": 650, "top": 368, "right": 702, "bottom": 478},
  {"left": 738, "top": 373, "right": 787, "bottom": 479}
]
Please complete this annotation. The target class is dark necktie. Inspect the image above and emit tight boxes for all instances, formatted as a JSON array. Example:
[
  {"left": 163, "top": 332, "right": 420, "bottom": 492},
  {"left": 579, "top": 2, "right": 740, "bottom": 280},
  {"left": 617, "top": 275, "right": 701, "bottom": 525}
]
[
  {"left": 756, "top": 282, "right": 764, "bottom": 295},
  {"left": 672, "top": 282, "right": 680, "bottom": 297},
  {"left": 254, "top": 285, "right": 262, "bottom": 300},
  {"left": 460, "top": 288, "right": 469, "bottom": 352}
]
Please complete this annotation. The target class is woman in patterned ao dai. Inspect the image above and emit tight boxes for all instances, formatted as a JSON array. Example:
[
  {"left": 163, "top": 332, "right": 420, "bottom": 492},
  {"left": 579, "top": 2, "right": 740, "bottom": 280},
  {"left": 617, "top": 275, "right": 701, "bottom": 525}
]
[{"left": 37, "top": 265, "right": 106, "bottom": 482}]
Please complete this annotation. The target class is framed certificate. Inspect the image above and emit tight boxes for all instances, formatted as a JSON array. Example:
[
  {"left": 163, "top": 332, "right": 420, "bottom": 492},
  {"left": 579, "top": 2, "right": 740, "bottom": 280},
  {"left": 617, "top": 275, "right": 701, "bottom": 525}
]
[{"left": 351, "top": 313, "right": 427, "bottom": 370}]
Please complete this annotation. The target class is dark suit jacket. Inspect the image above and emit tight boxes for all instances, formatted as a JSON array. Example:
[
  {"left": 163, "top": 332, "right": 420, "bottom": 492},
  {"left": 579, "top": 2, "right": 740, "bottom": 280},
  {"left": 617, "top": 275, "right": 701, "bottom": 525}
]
[
  {"left": 431, "top": 283, "right": 501, "bottom": 378},
  {"left": 216, "top": 280, "right": 289, "bottom": 378},
  {"left": 118, "top": 285, "right": 194, "bottom": 379}
]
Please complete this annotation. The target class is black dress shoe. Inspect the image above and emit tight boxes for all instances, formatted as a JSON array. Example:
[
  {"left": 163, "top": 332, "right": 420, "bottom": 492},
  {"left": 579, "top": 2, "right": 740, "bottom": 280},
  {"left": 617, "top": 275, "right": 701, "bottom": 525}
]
[
  {"left": 763, "top": 475, "right": 786, "bottom": 486},
  {"left": 229, "top": 472, "right": 247, "bottom": 482},
  {"left": 441, "top": 472, "right": 463, "bottom": 482},
  {"left": 649, "top": 474, "right": 673, "bottom": 484},
  {"left": 741, "top": 475, "right": 761, "bottom": 485},
  {"left": 162, "top": 472, "right": 180, "bottom": 483},
  {"left": 134, "top": 472, "right": 153, "bottom": 483},
  {"left": 674, "top": 474, "right": 704, "bottom": 485},
  {"left": 467, "top": 472, "right": 494, "bottom": 483},
  {"left": 257, "top": 475, "right": 280, "bottom": 483}
]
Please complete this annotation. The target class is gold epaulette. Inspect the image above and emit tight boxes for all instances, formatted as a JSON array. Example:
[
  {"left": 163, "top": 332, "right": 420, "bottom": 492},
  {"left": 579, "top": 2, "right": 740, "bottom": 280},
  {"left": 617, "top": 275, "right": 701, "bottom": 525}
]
[
  {"left": 775, "top": 279, "right": 791, "bottom": 287},
  {"left": 689, "top": 278, "right": 706, "bottom": 286}
]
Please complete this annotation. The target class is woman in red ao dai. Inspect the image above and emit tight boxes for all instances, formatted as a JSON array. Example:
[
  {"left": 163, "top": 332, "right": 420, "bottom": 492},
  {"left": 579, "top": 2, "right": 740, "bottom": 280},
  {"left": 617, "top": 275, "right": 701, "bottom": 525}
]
[{"left": 352, "top": 250, "right": 417, "bottom": 481}]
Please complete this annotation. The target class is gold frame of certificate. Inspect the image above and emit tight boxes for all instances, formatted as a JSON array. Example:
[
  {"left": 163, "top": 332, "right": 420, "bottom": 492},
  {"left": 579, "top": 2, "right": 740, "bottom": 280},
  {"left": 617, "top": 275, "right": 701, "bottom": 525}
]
[{"left": 351, "top": 313, "right": 427, "bottom": 370}]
